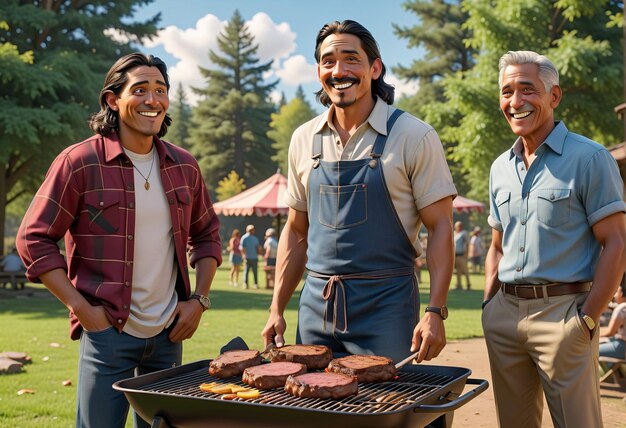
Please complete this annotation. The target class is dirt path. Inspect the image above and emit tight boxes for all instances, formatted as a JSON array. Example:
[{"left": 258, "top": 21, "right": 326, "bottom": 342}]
[{"left": 422, "top": 338, "right": 626, "bottom": 427}]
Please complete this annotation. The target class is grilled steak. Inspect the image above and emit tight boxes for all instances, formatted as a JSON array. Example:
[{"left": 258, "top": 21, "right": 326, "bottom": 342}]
[
  {"left": 268, "top": 344, "right": 333, "bottom": 370},
  {"left": 284, "top": 372, "right": 358, "bottom": 399},
  {"left": 209, "top": 350, "right": 262, "bottom": 378},
  {"left": 328, "top": 354, "right": 396, "bottom": 383},
  {"left": 242, "top": 362, "right": 307, "bottom": 390}
]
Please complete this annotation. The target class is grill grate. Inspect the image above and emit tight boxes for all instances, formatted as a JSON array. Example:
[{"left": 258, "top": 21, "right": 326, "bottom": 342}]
[{"left": 134, "top": 366, "right": 456, "bottom": 414}]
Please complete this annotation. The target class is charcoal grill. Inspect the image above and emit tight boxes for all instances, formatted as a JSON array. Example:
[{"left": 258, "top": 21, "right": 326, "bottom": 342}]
[{"left": 113, "top": 357, "right": 487, "bottom": 428}]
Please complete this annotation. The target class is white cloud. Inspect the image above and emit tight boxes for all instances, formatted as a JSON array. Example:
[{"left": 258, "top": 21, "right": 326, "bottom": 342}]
[
  {"left": 385, "top": 72, "right": 420, "bottom": 98},
  {"left": 246, "top": 13, "right": 296, "bottom": 62},
  {"left": 275, "top": 55, "right": 317, "bottom": 87},
  {"left": 142, "top": 12, "right": 303, "bottom": 105}
]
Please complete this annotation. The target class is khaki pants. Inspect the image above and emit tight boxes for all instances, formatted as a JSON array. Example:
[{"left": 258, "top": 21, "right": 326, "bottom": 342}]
[
  {"left": 454, "top": 254, "right": 471, "bottom": 289},
  {"left": 482, "top": 289, "right": 602, "bottom": 428}
]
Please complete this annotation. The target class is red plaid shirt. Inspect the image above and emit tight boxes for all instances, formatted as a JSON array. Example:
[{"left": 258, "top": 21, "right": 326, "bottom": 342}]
[{"left": 17, "top": 133, "right": 222, "bottom": 339}]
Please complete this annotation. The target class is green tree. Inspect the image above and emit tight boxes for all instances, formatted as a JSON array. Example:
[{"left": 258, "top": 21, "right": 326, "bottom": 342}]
[
  {"left": 393, "top": 0, "right": 474, "bottom": 116},
  {"left": 216, "top": 170, "right": 246, "bottom": 201},
  {"left": 393, "top": 0, "right": 475, "bottom": 194},
  {"left": 0, "top": 1, "right": 160, "bottom": 253},
  {"left": 188, "top": 9, "right": 278, "bottom": 192},
  {"left": 167, "top": 83, "right": 192, "bottom": 150},
  {"left": 425, "top": 0, "right": 623, "bottom": 200},
  {"left": 268, "top": 86, "right": 317, "bottom": 174}
]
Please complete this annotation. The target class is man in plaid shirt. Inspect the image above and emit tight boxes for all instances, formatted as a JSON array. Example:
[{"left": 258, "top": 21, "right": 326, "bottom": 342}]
[{"left": 16, "top": 53, "right": 222, "bottom": 428}]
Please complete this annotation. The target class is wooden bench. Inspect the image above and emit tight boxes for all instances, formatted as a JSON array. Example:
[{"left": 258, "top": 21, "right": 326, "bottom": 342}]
[
  {"left": 0, "top": 272, "right": 28, "bottom": 290},
  {"left": 599, "top": 356, "right": 626, "bottom": 385}
]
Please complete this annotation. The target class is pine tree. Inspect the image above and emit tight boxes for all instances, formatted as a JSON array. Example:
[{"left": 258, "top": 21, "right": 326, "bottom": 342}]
[
  {"left": 268, "top": 86, "right": 317, "bottom": 174},
  {"left": 426, "top": 0, "right": 623, "bottom": 200},
  {"left": 167, "top": 83, "right": 192, "bottom": 150},
  {"left": 0, "top": 0, "right": 160, "bottom": 252},
  {"left": 188, "top": 9, "right": 278, "bottom": 192},
  {"left": 392, "top": 0, "right": 475, "bottom": 116}
]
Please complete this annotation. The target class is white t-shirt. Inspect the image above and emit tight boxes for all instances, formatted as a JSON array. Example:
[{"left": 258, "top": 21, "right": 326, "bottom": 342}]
[{"left": 122, "top": 146, "right": 178, "bottom": 338}]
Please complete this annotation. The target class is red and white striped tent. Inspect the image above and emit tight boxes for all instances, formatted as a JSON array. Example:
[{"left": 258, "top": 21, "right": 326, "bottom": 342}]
[
  {"left": 453, "top": 195, "right": 485, "bottom": 214},
  {"left": 213, "top": 171, "right": 289, "bottom": 230}
]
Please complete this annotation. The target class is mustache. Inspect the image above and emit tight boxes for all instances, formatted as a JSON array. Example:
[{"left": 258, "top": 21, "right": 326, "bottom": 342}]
[{"left": 325, "top": 77, "right": 360, "bottom": 85}]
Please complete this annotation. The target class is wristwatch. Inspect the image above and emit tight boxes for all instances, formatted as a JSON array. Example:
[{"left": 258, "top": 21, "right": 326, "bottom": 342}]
[
  {"left": 425, "top": 306, "right": 448, "bottom": 320},
  {"left": 190, "top": 294, "right": 211, "bottom": 311},
  {"left": 578, "top": 309, "right": 595, "bottom": 331}
]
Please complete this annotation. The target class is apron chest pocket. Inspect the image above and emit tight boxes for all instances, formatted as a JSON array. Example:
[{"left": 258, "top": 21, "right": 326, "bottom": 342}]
[{"left": 319, "top": 183, "right": 368, "bottom": 229}]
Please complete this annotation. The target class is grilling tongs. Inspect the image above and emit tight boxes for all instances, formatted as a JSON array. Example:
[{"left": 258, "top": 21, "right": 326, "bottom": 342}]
[{"left": 395, "top": 350, "right": 420, "bottom": 369}]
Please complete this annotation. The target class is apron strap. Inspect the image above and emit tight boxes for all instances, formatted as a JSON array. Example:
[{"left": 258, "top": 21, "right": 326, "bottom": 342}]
[
  {"left": 309, "top": 266, "right": 415, "bottom": 333},
  {"left": 311, "top": 116, "right": 327, "bottom": 168},
  {"left": 370, "top": 108, "right": 405, "bottom": 159}
]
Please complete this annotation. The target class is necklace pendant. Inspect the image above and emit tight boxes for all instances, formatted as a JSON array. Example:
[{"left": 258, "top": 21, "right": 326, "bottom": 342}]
[{"left": 144, "top": 181, "right": 150, "bottom": 191}]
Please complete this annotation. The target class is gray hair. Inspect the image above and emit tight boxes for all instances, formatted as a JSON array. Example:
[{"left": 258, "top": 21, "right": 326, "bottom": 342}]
[{"left": 498, "top": 51, "right": 559, "bottom": 92}]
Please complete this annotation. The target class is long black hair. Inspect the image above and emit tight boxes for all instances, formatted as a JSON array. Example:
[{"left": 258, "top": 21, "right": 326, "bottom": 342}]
[
  {"left": 314, "top": 20, "right": 395, "bottom": 107},
  {"left": 88, "top": 52, "right": 172, "bottom": 137}
]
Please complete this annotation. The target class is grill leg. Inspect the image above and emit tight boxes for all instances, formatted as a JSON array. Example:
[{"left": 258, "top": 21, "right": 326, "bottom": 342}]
[
  {"left": 151, "top": 416, "right": 172, "bottom": 428},
  {"left": 425, "top": 413, "right": 454, "bottom": 428}
]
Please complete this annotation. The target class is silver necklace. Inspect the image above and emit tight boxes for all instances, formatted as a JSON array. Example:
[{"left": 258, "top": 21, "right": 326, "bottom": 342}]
[{"left": 132, "top": 147, "right": 155, "bottom": 191}]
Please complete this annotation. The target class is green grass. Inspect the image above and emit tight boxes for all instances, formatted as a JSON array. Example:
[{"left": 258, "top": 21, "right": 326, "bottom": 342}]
[{"left": 0, "top": 265, "right": 486, "bottom": 427}]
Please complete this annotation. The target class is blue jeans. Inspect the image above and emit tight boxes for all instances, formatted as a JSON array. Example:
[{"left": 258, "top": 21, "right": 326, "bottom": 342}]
[
  {"left": 76, "top": 326, "right": 182, "bottom": 428},
  {"left": 599, "top": 338, "right": 626, "bottom": 359},
  {"left": 244, "top": 258, "right": 258, "bottom": 286}
]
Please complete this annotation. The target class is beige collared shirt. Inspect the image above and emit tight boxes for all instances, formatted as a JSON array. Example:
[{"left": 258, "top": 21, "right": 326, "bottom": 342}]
[{"left": 286, "top": 97, "right": 456, "bottom": 254}]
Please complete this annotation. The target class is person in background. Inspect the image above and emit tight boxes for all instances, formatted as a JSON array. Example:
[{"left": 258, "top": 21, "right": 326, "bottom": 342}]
[
  {"left": 228, "top": 229, "right": 243, "bottom": 287},
  {"left": 239, "top": 224, "right": 262, "bottom": 289},
  {"left": 263, "top": 228, "right": 279, "bottom": 288},
  {"left": 468, "top": 226, "right": 483, "bottom": 273},
  {"left": 599, "top": 278, "right": 626, "bottom": 362},
  {"left": 0, "top": 247, "right": 25, "bottom": 272},
  {"left": 16, "top": 53, "right": 221, "bottom": 428},
  {"left": 262, "top": 20, "right": 456, "bottom": 365},
  {"left": 482, "top": 50, "right": 626, "bottom": 428},
  {"left": 453, "top": 221, "right": 471, "bottom": 290}
]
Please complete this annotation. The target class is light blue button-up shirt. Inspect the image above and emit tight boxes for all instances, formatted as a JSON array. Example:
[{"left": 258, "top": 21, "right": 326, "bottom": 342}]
[{"left": 488, "top": 122, "right": 626, "bottom": 284}]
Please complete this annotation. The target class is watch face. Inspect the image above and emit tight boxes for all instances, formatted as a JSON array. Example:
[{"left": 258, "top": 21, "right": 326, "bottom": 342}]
[{"left": 440, "top": 306, "right": 448, "bottom": 320}]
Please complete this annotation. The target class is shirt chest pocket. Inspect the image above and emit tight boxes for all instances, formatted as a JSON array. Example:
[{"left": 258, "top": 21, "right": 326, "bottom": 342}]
[
  {"left": 495, "top": 191, "right": 511, "bottom": 227},
  {"left": 536, "top": 189, "right": 570, "bottom": 227},
  {"left": 84, "top": 193, "right": 120, "bottom": 234},
  {"left": 175, "top": 187, "right": 192, "bottom": 232},
  {"left": 318, "top": 183, "right": 368, "bottom": 229}
]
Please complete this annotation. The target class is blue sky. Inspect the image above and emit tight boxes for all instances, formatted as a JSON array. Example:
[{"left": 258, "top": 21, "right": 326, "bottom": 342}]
[{"left": 131, "top": 0, "right": 422, "bottom": 107}]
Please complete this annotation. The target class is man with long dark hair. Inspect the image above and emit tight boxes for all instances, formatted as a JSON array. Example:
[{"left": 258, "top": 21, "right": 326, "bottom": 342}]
[
  {"left": 17, "top": 53, "right": 221, "bottom": 427},
  {"left": 263, "top": 20, "right": 456, "bottom": 365}
]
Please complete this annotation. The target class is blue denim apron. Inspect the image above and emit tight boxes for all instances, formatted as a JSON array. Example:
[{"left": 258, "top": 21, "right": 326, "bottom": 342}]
[{"left": 296, "top": 109, "right": 419, "bottom": 363}]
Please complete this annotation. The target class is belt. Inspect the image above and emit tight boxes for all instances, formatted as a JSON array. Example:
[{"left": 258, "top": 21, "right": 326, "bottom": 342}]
[{"left": 501, "top": 282, "right": 591, "bottom": 299}]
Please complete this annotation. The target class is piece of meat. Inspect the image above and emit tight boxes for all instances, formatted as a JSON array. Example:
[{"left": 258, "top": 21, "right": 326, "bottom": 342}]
[
  {"left": 242, "top": 362, "right": 307, "bottom": 390},
  {"left": 327, "top": 354, "right": 396, "bottom": 383},
  {"left": 209, "top": 350, "right": 262, "bottom": 378},
  {"left": 268, "top": 344, "right": 333, "bottom": 370},
  {"left": 284, "top": 372, "right": 358, "bottom": 399}
]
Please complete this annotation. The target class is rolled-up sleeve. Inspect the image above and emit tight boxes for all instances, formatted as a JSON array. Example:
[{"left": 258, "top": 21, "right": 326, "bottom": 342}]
[
  {"left": 17, "top": 154, "right": 78, "bottom": 282},
  {"left": 187, "top": 161, "right": 222, "bottom": 268}
]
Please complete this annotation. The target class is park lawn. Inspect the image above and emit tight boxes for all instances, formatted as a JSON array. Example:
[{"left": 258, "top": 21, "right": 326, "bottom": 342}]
[{"left": 0, "top": 265, "right": 486, "bottom": 428}]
